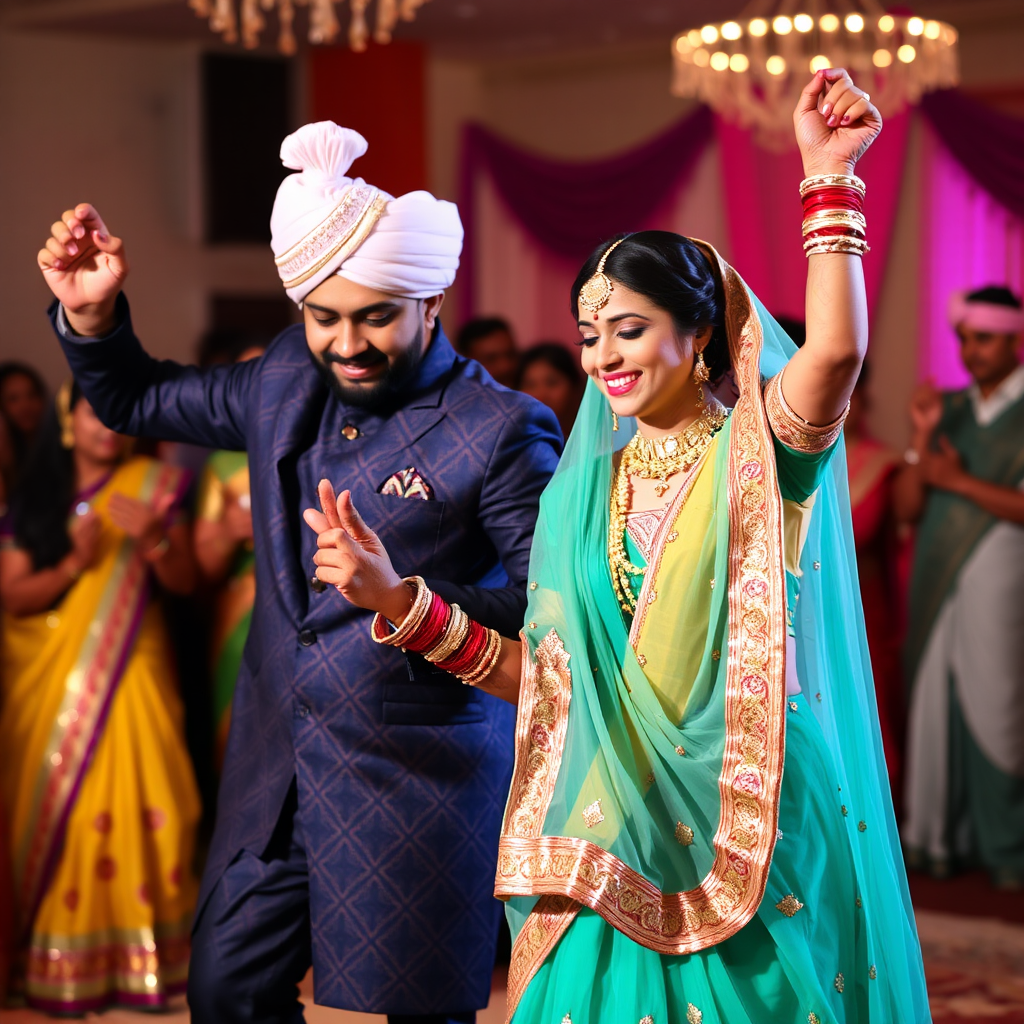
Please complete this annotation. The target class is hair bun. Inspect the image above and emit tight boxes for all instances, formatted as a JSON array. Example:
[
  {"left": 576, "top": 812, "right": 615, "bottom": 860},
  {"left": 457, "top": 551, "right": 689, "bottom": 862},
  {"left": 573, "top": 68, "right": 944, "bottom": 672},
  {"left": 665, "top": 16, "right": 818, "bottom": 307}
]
[{"left": 279, "top": 121, "right": 368, "bottom": 185}]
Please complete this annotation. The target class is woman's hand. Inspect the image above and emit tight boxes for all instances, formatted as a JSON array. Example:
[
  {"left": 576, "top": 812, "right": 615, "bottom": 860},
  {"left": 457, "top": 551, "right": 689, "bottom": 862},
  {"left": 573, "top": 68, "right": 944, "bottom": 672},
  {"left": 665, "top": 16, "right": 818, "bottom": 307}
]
[
  {"left": 68, "top": 510, "right": 103, "bottom": 573},
  {"left": 909, "top": 381, "right": 943, "bottom": 439},
  {"left": 303, "top": 479, "right": 413, "bottom": 623},
  {"left": 107, "top": 491, "right": 176, "bottom": 555},
  {"left": 37, "top": 203, "right": 128, "bottom": 337},
  {"left": 794, "top": 68, "right": 882, "bottom": 177}
]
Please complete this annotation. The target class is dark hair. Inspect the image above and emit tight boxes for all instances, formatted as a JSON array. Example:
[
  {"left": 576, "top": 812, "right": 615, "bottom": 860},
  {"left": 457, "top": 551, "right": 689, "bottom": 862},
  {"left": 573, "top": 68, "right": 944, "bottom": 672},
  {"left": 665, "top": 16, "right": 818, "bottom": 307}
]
[
  {"left": 456, "top": 317, "right": 512, "bottom": 356},
  {"left": 516, "top": 342, "right": 584, "bottom": 390},
  {"left": 965, "top": 285, "right": 1022, "bottom": 309},
  {"left": 10, "top": 382, "right": 81, "bottom": 569},
  {"left": 0, "top": 361, "right": 48, "bottom": 478},
  {"left": 571, "top": 231, "right": 729, "bottom": 382}
]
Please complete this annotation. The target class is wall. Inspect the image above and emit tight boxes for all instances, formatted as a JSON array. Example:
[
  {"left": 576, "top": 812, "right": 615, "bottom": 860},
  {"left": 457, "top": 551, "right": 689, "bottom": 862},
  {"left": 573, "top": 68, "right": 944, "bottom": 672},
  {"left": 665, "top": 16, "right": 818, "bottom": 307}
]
[{"left": 0, "top": 30, "right": 286, "bottom": 388}]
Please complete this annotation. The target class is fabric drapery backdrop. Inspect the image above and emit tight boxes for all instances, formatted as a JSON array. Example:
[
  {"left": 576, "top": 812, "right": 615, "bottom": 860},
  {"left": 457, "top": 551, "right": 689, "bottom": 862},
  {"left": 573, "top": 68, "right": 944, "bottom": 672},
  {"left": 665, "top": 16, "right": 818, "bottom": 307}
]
[
  {"left": 462, "top": 90, "right": 1024, "bottom": 386},
  {"left": 459, "top": 105, "right": 715, "bottom": 324},
  {"left": 919, "top": 121, "right": 1024, "bottom": 390}
]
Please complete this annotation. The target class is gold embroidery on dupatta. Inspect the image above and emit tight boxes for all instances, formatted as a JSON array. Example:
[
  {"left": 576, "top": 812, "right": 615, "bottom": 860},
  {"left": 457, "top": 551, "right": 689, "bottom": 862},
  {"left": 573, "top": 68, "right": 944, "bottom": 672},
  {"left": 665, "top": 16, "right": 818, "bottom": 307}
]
[
  {"left": 505, "top": 894, "right": 579, "bottom": 1023},
  {"left": 764, "top": 370, "right": 848, "bottom": 453},
  {"left": 496, "top": 242, "right": 788, "bottom": 996}
]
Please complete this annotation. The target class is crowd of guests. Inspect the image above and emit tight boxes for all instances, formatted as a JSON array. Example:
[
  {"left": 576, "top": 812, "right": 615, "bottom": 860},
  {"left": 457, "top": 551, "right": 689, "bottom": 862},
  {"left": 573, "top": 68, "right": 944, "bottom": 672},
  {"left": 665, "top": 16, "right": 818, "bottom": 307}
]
[{"left": 0, "top": 285, "right": 1022, "bottom": 1009}]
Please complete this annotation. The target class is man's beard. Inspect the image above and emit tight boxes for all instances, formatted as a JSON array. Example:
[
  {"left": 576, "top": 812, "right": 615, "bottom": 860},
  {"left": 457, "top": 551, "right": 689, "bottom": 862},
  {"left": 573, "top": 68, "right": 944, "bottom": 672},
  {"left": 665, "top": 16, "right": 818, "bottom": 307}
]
[{"left": 312, "top": 327, "right": 425, "bottom": 409}]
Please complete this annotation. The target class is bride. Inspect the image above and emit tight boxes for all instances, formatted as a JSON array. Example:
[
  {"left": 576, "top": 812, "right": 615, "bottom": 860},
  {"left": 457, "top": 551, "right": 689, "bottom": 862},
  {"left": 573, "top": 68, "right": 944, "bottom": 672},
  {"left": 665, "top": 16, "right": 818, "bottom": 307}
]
[{"left": 305, "top": 69, "right": 930, "bottom": 1024}]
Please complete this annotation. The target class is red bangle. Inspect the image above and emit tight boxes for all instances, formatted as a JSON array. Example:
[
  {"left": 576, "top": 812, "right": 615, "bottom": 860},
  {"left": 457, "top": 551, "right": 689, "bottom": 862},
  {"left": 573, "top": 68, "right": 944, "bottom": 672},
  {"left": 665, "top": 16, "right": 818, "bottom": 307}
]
[
  {"left": 436, "top": 619, "right": 489, "bottom": 675},
  {"left": 801, "top": 187, "right": 864, "bottom": 216}
]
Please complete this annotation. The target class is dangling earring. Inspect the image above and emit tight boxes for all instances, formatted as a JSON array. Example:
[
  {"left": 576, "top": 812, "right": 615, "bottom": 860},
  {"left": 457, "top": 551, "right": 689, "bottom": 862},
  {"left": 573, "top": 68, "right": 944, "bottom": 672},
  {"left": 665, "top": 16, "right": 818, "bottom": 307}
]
[
  {"left": 693, "top": 349, "right": 710, "bottom": 409},
  {"left": 611, "top": 410, "right": 619, "bottom": 432}
]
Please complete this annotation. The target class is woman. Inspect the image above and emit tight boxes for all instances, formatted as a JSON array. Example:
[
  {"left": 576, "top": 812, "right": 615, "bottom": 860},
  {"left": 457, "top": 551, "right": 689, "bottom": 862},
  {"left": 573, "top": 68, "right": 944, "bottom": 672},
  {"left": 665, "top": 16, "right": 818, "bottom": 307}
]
[
  {"left": 845, "top": 364, "right": 905, "bottom": 801},
  {"left": 195, "top": 344, "right": 264, "bottom": 771},
  {"left": 0, "top": 381, "right": 201, "bottom": 1012},
  {"left": 517, "top": 343, "right": 585, "bottom": 439},
  {"left": 305, "top": 70, "right": 928, "bottom": 1022}
]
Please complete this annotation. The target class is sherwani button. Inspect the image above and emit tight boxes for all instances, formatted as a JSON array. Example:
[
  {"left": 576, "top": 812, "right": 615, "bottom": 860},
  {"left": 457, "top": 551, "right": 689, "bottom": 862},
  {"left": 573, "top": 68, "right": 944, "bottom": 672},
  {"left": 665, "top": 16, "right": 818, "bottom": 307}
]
[
  {"left": 294, "top": 704, "right": 310, "bottom": 719},
  {"left": 310, "top": 576, "right": 327, "bottom": 594},
  {"left": 342, "top": 424, "right": 359, "bottom": 440},
  {"left": 299, "top": 629, "right": 318, "bottom": 646}
]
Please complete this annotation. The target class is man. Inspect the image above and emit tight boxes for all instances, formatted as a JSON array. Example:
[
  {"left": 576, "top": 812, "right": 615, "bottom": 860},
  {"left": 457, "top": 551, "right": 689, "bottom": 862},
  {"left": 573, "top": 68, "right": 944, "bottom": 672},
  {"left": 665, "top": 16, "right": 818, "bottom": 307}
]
[
  {"left": 897, "top": 285, "right": 1024, "bottom": 889},
  {"left": 455, "top": 317, "right": 519, "bottom": 388},
  {"left": 37, "top": 122, "right": 561, "bottom": 1022}
]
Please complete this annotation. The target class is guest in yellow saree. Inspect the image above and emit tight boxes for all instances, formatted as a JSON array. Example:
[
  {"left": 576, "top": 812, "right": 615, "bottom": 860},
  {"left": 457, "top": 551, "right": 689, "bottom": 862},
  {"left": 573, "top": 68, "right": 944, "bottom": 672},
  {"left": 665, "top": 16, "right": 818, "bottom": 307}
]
[{"left": 0, "top": 381, "right": 200, "bottom": 1013}]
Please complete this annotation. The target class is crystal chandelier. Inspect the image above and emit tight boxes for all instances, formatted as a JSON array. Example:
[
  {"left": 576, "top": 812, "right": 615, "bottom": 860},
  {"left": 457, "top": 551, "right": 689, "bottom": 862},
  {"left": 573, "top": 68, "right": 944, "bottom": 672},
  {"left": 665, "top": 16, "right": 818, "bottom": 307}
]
[
  {"left": 188, "top": 0, "right": 430, "bottom": 54},
  {"left": 672, "top": 0, "right": 959, "bottom": 148}
]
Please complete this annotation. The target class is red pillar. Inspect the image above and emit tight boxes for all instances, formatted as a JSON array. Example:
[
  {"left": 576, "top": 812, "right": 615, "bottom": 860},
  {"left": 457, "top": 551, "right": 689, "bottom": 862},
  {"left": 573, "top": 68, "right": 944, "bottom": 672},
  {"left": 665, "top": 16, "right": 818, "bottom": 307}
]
[{"left": 308, "top": 40, "right": 427, "bottom": 198}]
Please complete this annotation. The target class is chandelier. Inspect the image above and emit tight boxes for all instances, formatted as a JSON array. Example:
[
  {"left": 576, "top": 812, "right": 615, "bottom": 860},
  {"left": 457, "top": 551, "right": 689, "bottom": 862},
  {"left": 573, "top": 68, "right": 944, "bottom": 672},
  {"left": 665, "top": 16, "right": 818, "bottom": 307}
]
[
  {"left": 188, "top": 0, "right": 430, "bottom": 54},
  {"left": 672, "top": 0, "right": 959, "bottom": 148}
]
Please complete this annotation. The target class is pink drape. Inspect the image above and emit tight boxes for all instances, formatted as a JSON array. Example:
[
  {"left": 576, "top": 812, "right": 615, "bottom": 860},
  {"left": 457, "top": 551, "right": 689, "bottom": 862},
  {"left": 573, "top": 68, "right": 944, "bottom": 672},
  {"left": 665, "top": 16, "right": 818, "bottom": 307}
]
[
  {"left": 715, "top": 110, "right": 911, "bottom": 322},
  {"left": 919, "top": 122, "right": 1024, "bottom": 389}
]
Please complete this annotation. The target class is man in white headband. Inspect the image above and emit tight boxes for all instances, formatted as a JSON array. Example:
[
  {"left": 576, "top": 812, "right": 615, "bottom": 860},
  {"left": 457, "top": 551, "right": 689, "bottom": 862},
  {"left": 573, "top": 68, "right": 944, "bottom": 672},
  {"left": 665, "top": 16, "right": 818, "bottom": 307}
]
[
  {"left": 38, "top": 121, "right": 561, "bottom": 1024},
  {"left": 898, "top": 285, "right": 1024, "bottom": 892}
]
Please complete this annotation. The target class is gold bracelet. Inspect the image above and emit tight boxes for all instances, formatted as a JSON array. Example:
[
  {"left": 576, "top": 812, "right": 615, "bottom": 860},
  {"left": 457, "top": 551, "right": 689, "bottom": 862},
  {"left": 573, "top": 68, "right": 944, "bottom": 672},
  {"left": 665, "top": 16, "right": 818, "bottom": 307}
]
[
  {"left": 801, "top": 210, "right": 867, "bottom": 236},
  {"left": 799, "top": 173, "right": 866, "bottom": 197},
  {"left": 371, "top": 575, "right": 431, "bottom": 647},
  {"left": 804, "top": 236, "right": 870, "bottom": 257},
  {"left": 424, "top": 604, "right": 470, "bottom": 663},
  {"left": 459, "top": 628, "right": 503, "bottom": 687}
]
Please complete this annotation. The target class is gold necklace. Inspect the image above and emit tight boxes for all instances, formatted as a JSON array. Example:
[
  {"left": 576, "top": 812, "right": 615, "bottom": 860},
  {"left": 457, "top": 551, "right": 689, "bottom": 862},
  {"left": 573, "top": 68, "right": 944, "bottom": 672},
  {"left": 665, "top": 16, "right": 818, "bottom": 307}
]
[{"left": 608, "top": 398, "right": 729, "bottom": 615}]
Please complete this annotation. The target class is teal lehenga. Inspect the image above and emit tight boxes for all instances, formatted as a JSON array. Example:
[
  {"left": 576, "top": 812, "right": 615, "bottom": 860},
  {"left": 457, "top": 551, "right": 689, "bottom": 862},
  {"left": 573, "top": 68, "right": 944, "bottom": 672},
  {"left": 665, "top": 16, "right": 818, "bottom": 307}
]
[{"left": 495, "top": 243, "right": 930, "bottom": 1023}]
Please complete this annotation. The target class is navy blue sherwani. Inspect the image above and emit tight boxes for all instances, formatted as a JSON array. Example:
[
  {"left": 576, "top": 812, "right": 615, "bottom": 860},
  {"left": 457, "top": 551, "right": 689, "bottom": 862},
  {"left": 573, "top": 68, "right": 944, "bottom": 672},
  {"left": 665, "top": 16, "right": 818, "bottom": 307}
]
[{"left": 53, "top": 296, "right": 561, "bottom": 1018}]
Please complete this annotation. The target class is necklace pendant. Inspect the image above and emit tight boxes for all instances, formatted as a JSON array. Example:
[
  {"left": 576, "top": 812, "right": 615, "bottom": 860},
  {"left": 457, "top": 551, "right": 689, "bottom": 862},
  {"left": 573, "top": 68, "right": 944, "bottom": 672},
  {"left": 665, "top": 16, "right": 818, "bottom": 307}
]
[{"left": 653, "top": 479, "right": 670, "bottom": 497}]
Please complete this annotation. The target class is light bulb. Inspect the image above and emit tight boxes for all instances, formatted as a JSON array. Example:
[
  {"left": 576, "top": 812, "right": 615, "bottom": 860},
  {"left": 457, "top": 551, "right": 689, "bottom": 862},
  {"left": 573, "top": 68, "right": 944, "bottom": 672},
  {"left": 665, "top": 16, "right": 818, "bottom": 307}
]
[
  {"left": 748, "top": 18, "right": 768, "bottom": 37},
  {"left": 773, "top": 16, "right": 793, "bottom": 35},
  {"left": 794, "top": 14, "right": 814, "bottom": 33},
  {"left": 809, "top": 54, "right": 832, "bottom": 72},
  {"left": 878, "top": 14, "right": 895, "bottom": 32},
  {"left": 907, "top": 17, "right": 924, "bottom": 36},
  {"left": 766, "top": 55, "right": 787, "bottom": 76},
  {"left": 721, "top": 21, "right": 742, "bottom": 41},
  {"left": 872, "top": 48, "right": 893, "bottom": 68},
  {"left": 820, "top": 13, "right": 840, "bottom": 32},
  {"left": 710, "top": 50, "right": 730, "bottom": 71},
  {"left": 924, "top": 20, "right": 941, "bottom": 39},
  {"left": 729, "top": 52, "right": 750, "bottom": 72},
  {"left": 845, "top": 13, "right": 864, "bottom": 33},
  {"left": 897, "top": 43, "right": 917, "bottom": 62},
  {"left": 701, "top": 24, "right": 719, "bottom": 44}
]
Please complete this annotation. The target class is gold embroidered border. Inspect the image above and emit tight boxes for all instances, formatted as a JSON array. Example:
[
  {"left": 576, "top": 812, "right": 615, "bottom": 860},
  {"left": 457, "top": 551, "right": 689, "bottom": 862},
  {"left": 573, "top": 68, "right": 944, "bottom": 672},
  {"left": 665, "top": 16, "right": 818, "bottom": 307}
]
[
  {"left": 763, "top": 369, "right": 848, "bottom": 453},
  {"left": 501, "top": 629, "right": 572, "bottom": 839},
  {"left": 495, "top": 242, "right": 788, "bottom": 980},
  {"left": 505, "top": 894, "right": 579, "bottom": 1022},
  {"left": 275, "top": 186, "right": 388, "bottom": 289}
]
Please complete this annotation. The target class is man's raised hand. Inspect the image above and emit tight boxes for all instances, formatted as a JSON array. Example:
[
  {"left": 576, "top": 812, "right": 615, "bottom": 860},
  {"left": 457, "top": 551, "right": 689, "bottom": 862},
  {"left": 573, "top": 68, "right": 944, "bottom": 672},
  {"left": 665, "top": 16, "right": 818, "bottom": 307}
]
[{"left": 37, "top": 203, "right": 128, "bottom": 337}]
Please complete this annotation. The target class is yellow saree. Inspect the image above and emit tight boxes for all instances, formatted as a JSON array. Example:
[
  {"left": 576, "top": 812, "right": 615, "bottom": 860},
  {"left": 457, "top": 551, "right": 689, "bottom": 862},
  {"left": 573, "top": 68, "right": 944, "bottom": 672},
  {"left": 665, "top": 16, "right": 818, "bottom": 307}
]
[{"left": 0, "top": 456, "right": 200, "bottom": 1012}]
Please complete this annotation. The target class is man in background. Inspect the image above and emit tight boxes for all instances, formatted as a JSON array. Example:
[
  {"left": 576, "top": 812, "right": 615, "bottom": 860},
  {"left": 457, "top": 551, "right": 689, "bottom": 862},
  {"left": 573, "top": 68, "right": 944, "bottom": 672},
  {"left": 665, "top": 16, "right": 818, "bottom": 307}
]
[
  {"left": 897, "top": 285, "right": 1024, "bottom": 889},
  {"left": 456, "top": 316, "right": 518, "bottom": 388}
]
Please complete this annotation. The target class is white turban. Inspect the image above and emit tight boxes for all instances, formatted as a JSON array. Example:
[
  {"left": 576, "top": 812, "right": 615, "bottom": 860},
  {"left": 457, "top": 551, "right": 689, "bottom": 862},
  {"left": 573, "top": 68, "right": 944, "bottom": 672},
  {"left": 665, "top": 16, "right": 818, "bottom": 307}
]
[{"left": 270, "top": 121, "right": 463, "bottom": 305}]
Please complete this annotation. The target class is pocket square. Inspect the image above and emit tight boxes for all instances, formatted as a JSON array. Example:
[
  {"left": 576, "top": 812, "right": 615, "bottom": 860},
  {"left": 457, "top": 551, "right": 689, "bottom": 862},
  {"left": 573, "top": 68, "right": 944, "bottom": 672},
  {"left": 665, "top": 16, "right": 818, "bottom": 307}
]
[{"left": 378, "top": 467, "right": 435, "bottom": 500}]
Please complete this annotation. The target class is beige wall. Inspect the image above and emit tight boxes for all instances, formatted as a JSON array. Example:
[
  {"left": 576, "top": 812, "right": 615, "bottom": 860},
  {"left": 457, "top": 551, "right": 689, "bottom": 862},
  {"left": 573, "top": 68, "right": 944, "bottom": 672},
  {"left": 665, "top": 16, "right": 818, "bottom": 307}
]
[{"left": 0, "top": 30, "right": 284, "bottom": 388}]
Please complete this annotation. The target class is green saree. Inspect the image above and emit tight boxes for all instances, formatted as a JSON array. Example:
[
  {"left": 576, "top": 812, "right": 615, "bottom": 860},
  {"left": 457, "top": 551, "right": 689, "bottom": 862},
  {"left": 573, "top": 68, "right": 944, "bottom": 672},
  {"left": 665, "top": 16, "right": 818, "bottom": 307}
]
[{"left": 496, "top": 244, "right": 929, "bottom": 1023}]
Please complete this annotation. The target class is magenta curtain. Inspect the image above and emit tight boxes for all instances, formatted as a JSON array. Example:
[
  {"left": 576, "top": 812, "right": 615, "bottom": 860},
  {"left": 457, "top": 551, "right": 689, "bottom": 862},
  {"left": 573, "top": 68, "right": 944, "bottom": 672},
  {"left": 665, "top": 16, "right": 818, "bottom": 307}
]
[
  {"left": 459, "top": 105, "right": 715, "bottom": 320},
  {"left": 714, "top": 110, "right": 911, "bottom": 322},
  {"left": 921, "top": 89, "right": 1024, "bottom": 223},
  {"left": 919, "top": 122, "right": 1024, "bottom": 389}
]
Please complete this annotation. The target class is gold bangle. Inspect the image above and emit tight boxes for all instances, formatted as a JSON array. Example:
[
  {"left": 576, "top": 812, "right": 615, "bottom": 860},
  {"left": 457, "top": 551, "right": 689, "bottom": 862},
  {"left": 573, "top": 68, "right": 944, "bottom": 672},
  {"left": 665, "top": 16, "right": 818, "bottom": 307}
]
[
  {"left": 804, "top": 239, "right": 870, "bottom": 258},
  {"left": 459, "top": 628, "right": 502, "bottom": 687},
  {"left": 371, "top": 575, "right": 431, "bottom": 647},
  {"left": 799, "top": 173, "right": 866, "bottom": 197},
  {"left": 803, "top": 234, "right": 869, "bottom": 250},
  {"left": 424, "top": 604, "right": 470, "bottom": 663},
  {"left": 802, "top": 210, "right": 867, "bottom": 236}
]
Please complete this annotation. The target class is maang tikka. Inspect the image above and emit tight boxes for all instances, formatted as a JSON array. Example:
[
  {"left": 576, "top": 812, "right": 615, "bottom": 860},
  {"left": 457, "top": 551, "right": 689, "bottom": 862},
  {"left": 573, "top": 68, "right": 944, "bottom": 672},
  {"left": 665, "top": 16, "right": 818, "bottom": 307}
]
[{"left": 578, "top": 237, "right": 626, "bottom": 320}]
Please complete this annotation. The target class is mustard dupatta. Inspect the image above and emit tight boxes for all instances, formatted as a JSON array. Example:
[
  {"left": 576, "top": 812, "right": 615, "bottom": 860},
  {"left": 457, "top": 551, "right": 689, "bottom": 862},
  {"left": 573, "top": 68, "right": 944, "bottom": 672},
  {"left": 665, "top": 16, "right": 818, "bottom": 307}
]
[{"left": 2, "top": 457, "right": 186, "bottom": 941}]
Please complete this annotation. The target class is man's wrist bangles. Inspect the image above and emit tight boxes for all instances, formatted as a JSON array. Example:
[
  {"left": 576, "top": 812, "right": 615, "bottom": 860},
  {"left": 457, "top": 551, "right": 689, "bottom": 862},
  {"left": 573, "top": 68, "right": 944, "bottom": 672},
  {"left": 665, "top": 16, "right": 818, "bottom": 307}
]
[
  {"left": 370, "top": 576, "right": 503, "bottom": 687},
  {"left": 800, "top": 173, "right": 869, "bottom": 259}
]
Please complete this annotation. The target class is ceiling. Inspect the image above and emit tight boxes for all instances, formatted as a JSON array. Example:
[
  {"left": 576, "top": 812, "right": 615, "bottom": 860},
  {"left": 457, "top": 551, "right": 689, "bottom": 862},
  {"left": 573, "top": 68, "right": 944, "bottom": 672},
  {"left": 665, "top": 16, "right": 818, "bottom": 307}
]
[{"left": 3, "top": 0, "right": 1023, "bottom": 59}]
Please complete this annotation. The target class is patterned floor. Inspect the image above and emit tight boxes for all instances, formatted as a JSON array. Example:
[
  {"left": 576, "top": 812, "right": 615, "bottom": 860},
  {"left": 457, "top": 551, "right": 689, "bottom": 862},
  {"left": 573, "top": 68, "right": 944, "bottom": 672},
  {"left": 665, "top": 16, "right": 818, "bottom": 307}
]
[{"left": 3, "top": 910, "right": 1024, "bottom": 1022}]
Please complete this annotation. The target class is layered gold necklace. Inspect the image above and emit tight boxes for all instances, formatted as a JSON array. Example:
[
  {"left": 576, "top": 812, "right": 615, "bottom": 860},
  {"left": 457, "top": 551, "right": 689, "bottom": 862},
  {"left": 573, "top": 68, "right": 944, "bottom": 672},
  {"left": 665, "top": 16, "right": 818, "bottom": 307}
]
[{"left": 609, "top": 396, "right": 729, "bottom": 615}]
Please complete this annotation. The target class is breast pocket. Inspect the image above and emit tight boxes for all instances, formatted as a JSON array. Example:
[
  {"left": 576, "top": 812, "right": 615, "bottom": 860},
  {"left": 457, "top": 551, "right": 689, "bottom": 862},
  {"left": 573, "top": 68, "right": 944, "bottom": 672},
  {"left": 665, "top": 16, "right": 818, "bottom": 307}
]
[{"left": 357, "top": 492, "right": 446, "bottom": 579}]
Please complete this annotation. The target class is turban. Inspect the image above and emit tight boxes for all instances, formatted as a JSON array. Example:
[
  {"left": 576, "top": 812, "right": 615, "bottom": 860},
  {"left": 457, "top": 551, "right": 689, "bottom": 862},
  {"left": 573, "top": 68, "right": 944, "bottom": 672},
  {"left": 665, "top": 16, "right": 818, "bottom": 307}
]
[
  {"left": 948, "top": 290, "right": 1024, "bottom": 335},
  {"left": 270, "top": 121, "right": 463, "bottom": 305}
]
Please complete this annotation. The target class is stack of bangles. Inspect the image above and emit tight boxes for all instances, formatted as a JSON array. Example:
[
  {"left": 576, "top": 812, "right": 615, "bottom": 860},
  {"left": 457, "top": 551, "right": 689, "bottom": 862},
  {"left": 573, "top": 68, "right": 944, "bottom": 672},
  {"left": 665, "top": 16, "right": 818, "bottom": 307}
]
[
  {"left": 800, "top": 173, "right": 869, "bottom": 259},
  {"left": 370, "top": 576, "right": 502, "bottom": 687}
]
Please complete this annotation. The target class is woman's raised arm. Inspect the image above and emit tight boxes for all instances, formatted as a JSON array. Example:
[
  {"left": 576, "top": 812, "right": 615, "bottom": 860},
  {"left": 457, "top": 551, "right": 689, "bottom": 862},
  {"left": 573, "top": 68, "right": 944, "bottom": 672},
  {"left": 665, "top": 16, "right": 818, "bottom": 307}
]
[{"left": 780, "top": 69, "right": 883, "bottom": 426}]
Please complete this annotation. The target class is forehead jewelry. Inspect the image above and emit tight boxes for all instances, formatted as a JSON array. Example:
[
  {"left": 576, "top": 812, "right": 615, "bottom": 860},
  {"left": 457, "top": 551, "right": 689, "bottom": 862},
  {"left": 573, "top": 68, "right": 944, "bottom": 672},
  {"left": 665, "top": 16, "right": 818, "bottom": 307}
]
[{"left": 578, "top": 237, "right": 625, "bottom": 320}]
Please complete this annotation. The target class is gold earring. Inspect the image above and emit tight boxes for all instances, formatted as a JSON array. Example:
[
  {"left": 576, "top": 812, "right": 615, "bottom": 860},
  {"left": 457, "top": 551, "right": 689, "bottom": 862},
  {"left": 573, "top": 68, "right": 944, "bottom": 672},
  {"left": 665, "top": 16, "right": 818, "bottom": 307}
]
[
  {"left": 693, "top": 350, "right": 710, "bottom": 407},
  {"left": 612, "top": 410, "right": 619, "bottom": 432}
]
